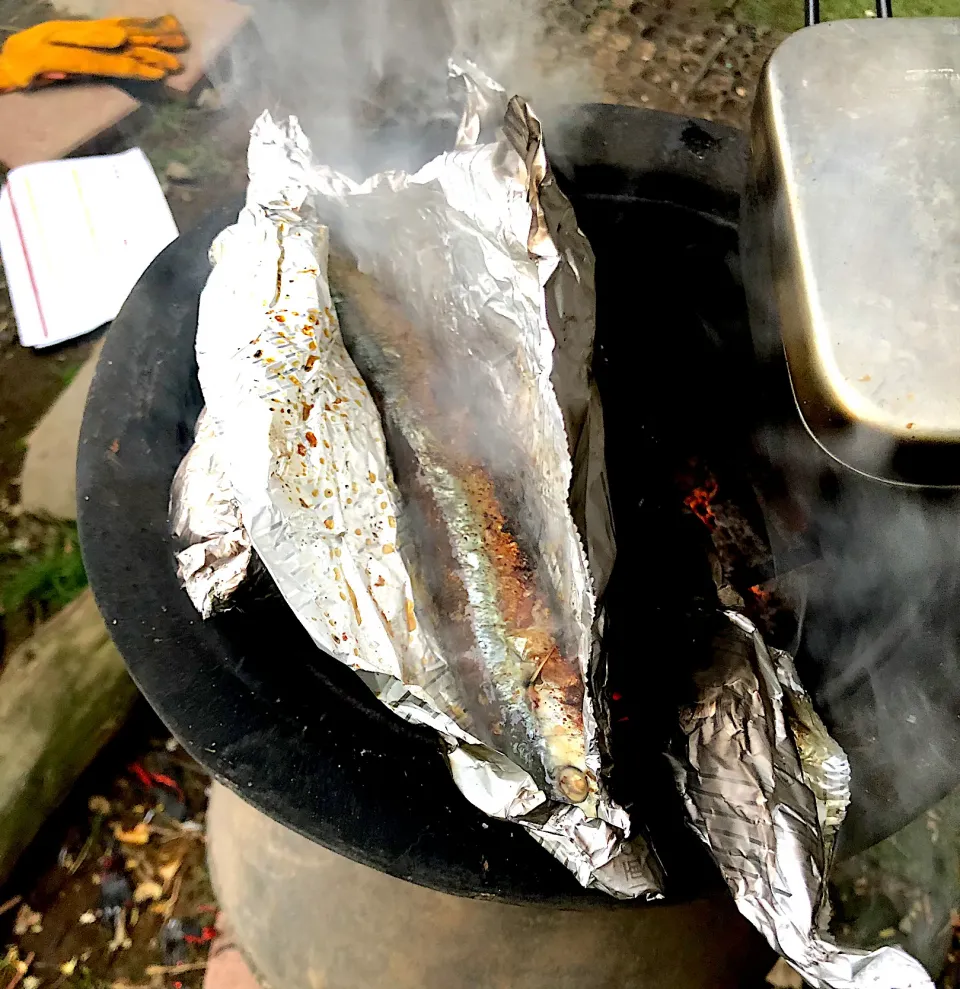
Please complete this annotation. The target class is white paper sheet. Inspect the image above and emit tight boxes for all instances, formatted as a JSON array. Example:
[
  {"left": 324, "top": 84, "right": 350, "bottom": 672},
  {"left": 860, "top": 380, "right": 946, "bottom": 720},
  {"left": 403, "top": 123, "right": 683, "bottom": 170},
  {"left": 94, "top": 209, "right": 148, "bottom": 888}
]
[{"left": 0, "top": 148, "right": 178, "bottom": 348}]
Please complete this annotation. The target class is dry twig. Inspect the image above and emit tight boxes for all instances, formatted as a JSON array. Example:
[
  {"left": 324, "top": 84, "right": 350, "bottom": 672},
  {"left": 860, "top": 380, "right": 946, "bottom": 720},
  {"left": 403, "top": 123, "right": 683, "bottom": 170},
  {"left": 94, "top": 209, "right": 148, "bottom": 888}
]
[
  {"left": 3, "top": 951, "right": 34, "bottom": 989},
  {"left": 144, "top": 961, "right": 208, "bottom": 976},
  {"left": 162, "top": 871, "right": 184, "bottom": 920},
  {"left": 0, "top": 896, "right": 21, "bottom": 918}
]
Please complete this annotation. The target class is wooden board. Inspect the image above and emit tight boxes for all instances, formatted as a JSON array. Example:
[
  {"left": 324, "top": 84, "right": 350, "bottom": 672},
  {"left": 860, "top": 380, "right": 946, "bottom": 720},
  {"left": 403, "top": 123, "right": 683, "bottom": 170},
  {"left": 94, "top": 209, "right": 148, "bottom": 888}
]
[
  {"left": 0, "top": 589, "right": 138, "bottom": 883},
  {"left": 108, "top": 0, "right": 253, "bottom": 95},
  {"left": 0, "top": 84, "right": 139, "bottom": 169}
]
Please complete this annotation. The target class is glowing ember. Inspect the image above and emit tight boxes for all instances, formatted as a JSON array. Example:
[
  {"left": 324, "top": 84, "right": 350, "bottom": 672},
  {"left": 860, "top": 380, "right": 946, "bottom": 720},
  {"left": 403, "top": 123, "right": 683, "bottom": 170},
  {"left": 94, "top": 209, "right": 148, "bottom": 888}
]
[
  {"left": 683, "top": 477, "right": 719, "bottom": 530},
  {"left": 749, "top": 584, "right": 772, "bottom": 605}
]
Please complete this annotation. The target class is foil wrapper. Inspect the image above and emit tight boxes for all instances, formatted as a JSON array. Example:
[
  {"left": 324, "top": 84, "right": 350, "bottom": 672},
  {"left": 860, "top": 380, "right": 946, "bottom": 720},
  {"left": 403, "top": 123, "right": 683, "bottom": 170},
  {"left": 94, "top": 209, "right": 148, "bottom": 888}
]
[
  {"left": 191, "top": 63, "right": 658, "bottom": 899},
  {"left": 170, "top": 409, "right": 251, "bottom": 618},
  {"left": 671, "top": 610, "right": 932, "bottom": 988}
]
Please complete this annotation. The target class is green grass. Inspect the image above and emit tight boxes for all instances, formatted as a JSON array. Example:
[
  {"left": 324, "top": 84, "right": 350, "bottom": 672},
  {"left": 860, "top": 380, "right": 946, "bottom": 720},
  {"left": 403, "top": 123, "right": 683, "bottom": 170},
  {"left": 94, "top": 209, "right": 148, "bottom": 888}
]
[
  {"left": 727, "top": 0, "right": 960, "bottom": 34},
  {"left": 1, "top": 522, "right": 87, "bottom": 618},
  {"left": 140, "top": 102, "right": 231, "bottom": 183},
  {"left": 58, "top": 360, "right": 84, "bottom": 387}
]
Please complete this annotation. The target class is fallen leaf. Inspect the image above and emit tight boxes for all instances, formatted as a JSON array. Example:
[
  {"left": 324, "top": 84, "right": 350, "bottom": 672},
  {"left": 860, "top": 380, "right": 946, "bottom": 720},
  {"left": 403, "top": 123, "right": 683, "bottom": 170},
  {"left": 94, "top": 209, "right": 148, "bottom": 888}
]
[
  {"left": 13, "top": 904, "right": 42, "bottom": 936},
  {"left": 113, "top": 822, "right": 150, "bottom": 846},
  {"left": 22, "top": 977, "right": 39, "bottom": 989},
  {"left": 157, "top": 857, "right": 183, "bottom": 884},
  {"left": 134, "top": 881, "right": 163, "bottom": 904},
  {"left": 88, "top": 795, "right": 111, "bottom": 816},
  {"left": 60, "top": 957, "right": 78, "bottom": 976},
  {"left": 78, "top": 911, "right": 97, "bottom": 925}
]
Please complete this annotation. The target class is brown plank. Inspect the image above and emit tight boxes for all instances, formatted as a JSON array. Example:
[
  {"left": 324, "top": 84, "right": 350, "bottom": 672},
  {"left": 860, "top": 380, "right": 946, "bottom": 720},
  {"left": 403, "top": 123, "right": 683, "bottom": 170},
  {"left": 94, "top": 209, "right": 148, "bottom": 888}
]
[
  {"left": 0, "top": 84, "right": 139, "bottom": 169},
  {"left": 109, "top": 0, "right": 253, "bottom": 95}
]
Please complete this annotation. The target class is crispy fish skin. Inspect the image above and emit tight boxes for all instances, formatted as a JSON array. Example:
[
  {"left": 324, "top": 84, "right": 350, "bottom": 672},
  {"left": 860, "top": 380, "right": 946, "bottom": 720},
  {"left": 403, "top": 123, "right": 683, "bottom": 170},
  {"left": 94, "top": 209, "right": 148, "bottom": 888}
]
[{"left": 330, "top": 251, "right": 598, "bottom": 814}]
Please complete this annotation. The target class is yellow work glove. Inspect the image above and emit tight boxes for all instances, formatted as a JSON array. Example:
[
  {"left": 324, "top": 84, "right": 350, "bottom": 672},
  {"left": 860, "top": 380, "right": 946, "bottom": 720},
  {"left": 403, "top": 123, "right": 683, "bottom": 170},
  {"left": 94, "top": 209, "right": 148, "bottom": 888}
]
[{"left": 0, "top": 16, "right": 188, "bottom": 93}]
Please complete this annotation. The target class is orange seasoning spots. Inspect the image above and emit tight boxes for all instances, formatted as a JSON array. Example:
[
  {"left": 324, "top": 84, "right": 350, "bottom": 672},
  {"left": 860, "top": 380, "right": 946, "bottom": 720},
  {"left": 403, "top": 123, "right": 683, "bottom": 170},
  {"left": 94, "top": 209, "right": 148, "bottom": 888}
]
[
  {"left": 324, "top": 517, "right": 335, "bottom": 530},
  {"left": 302, "top": 403, "right": 314, "bottom": 421},
  {"left": 388, "top": 516, "right": 396, "bottom": 528},
  {"left": 323, "top": 439, "right": 331, "bottom": 449},
  {"left": 305, "top": 432, "right": 318, "bottom": 447},
  {"left": 297, "top": 443, "right": 307, "bottom": 456},
  {"left": 383, "top": 544, "right": 395, "bottom": 555},
  {"left": 374, "top": 575, "right": 386, "bottom": 587},
  {"left": 380, "top": 501, "right": 387, "bottom": 510},
  {"left": 308, "top": 341, "right": 317, "bottom": 351},
  {"left": 405, "top": 599, "right": 417, "bottom": 633},
  {"left": 324, "top": 488, "right": 333, "bottom": 498},
  {"left": 299, "top": 498, "right": 309, "bottom": 508},
  {"left": 368, "top": 472, "right": 377, "bottom": 484},
  {"left": 305, "top": 355, "right": 318, "bottom": 370},
  {"left": 355, "top": 528, "right": 362, "bottom": 536},
  {"left": 275, "top": 314, "right": 285, "bottom": 323}
]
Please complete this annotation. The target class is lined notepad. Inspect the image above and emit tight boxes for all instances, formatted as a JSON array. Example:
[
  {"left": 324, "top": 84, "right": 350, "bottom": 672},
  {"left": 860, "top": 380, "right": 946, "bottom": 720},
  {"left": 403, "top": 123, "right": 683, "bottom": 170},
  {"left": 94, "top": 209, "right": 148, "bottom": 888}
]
[{"left": 0, "top": 148, "right": 178, "bottom": 348}]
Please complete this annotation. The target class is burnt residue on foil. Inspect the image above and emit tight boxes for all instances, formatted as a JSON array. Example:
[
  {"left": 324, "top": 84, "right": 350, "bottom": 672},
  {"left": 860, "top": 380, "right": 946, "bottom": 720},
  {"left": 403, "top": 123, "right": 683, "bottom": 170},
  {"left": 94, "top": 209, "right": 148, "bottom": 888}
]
[
  {"left": 188, "top": 62, "right": 658, "bottom": 899},
  {"left": 670, "top": 610, "right": 933, "bottom": 989}
]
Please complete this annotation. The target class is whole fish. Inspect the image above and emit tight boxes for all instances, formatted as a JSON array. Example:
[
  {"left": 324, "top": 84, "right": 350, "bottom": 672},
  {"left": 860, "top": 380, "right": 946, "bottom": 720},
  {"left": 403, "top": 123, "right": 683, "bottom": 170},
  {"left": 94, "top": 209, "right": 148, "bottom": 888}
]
[{"left": 330, "top": 252, "right": 599, "bottom": 815}]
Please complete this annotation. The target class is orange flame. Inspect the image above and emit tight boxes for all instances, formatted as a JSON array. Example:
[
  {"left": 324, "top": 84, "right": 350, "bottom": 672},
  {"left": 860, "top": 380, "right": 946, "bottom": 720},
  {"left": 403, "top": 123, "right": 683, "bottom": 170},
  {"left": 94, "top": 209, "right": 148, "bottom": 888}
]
[
  {"left": 683, "top": 477, "right": 718, "bottom": 530},
  {"left": 749, "top": 584, "right": 772, "bottom": 605}
]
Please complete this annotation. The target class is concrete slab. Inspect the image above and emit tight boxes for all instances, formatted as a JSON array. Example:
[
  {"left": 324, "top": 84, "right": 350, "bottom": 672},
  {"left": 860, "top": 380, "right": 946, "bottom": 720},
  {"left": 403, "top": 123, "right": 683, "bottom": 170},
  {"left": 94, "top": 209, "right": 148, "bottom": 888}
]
[
  {"left": 19, "top": 339, "right": 104, "bottom": 520},
  {"left": 208, "top": 783, "right": 774, "bottom": 989},
  {"left": 0, "top": 85, "right": 140, "bottom": 170}
]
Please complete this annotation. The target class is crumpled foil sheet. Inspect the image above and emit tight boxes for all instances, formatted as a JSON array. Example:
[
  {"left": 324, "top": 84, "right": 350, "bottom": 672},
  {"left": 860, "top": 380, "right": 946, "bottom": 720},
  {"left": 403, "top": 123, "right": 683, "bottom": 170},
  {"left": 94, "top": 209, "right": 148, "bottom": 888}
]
[
  {"left": 671, "top": 610, "right": 933, "bottom": 988},
  {"left": 188, "top": 63, "right": 659, "bottom": 900},
  {"left": 170, "top": 409, "right": 251, "bottom": 618}
]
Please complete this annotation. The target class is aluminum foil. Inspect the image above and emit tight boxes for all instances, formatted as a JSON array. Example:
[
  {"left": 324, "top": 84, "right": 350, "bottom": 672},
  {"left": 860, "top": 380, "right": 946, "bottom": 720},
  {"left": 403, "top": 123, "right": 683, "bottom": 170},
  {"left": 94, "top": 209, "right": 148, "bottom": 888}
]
[
  {"left": 170, "top": 409, "right": 251, "bottom": 618},
  {"left": 671, "top": 610, "right": 933, "bottom": 988},
  {"left": 191, "top": 64, "right": 658, "bottom": 899}
]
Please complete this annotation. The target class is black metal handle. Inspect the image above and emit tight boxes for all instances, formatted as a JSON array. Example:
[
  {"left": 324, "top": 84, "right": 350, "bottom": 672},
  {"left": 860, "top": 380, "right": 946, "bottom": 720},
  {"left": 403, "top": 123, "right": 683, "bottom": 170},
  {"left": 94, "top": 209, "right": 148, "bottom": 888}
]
[{"left": 806, "top": 0, "right": 892, "bottom": 26}]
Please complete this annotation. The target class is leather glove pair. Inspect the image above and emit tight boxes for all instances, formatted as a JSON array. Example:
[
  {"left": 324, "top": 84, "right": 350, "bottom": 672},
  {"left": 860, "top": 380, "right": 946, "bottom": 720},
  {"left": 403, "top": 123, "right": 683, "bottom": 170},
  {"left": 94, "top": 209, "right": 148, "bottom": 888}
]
[{"left": 0, "top": 16, "right": 188, "bottom": 93}]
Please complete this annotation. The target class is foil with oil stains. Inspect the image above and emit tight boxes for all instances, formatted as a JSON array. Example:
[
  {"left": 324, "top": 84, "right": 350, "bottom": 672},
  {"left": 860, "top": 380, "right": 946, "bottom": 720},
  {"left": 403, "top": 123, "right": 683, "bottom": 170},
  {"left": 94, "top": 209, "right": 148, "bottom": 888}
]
[
  {"left": 188, "top": 63, "right": 658, "bottom": 899},
  {"left": 671, "top": 610, "right": 933, "bottom": 988},
  {"left": 170, "top": 409, "right": 251, "bottom": 618}
]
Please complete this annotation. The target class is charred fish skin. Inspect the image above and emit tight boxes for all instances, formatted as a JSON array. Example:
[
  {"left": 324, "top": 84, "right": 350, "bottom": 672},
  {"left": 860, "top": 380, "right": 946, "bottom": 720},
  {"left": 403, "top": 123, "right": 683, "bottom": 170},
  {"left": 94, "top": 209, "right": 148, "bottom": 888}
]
[{"left": 416, "top": 453, "right": 547, "bottom": 788}]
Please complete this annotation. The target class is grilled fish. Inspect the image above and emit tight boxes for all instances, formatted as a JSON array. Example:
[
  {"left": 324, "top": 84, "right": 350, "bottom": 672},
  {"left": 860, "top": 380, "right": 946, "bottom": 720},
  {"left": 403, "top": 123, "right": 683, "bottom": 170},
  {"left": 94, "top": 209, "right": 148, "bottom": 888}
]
[{"left": 329, "top": 252, "right": 598, "bottom": 814}]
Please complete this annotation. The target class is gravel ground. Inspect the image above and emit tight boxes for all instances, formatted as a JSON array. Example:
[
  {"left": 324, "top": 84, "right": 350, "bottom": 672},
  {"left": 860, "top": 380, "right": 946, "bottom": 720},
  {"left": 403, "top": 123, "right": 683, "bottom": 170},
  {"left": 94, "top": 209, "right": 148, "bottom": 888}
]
[{"left": 537, "top": 0, "right": 785, "bottom": 128}]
